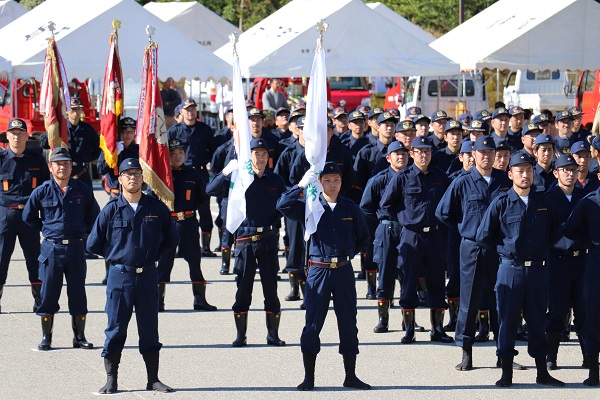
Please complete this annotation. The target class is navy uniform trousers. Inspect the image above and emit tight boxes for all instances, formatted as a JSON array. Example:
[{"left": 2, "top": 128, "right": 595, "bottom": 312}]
[
  {"left": 158, "top": 216, "right": 205, "bottom": 283},
  {"left": 583, "top": 249, "right": 600, "bottom": 354},
  {"left": 232, "top": 235, "right": 281, "bottom": 314},
  {"left": 284, "top": 218, "right": 306, "bottom": 280},
  {"left": 0, "top": 207, "right": 41, "bottom": 285},
  {"left": 193, "top": 166, "right": 214, "bottom": 234},
  {"left": 495, "top": 260, "right": 549, "bottom": 359},
  {"left": 302, "top": 263, "right": 359, "bottom": 356},
  {"left": 103, "top": 263, "right": 161, "bottom": 357},
  {"left": 373, "top": 220, "right": 401, "bottom": 300}
]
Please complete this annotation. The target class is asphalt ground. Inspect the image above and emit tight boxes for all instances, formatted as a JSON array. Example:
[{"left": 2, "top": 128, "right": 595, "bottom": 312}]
[{"left": 0, "top": 184, "right": 597, "bottom": 399}]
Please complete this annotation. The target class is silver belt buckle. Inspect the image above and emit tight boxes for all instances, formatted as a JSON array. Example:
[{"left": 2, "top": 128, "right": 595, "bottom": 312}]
[
  {"left": 257, "top": 227, "right": 264, "bottom": 233},
  {"left": 136, "top": 268, "right": 143, "bottom": 274},
  {"left": 251, "top": 235, "right": 259, "bottom": 242},
  {"left": 423, "top": 227, "right": 430, "bottom": 232},
  {"left": 18, "top": 204, "right": 25, "bottom": 209},
  {"left": 61, "top": 239, "right": 68, "bottom": 245},
  {"left": 177, "top": 212, "right": 185, "bottom": 221},
  {"left": 330, "top": 257, "right": 338, "bottom": 269},
  {"left": 573, "top": 250, "right": 580, "bottom": 257},
  {"left": 524, "top": 261, "right": 532, "bottom": 267}
]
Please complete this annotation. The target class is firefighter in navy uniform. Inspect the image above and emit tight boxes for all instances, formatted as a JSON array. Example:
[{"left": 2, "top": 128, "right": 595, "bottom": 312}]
[
  {"left": 23, "top": 148, "right": 100, "bottom": 351},
  {"left": 156, "top": 139, "right": 216, "bottom": 312},
  {"left": 0, "top": 118, "right": 49, "bottom": 313},
  {"left": 206, "top": 138, "right": 287, "bottom": 348},
  {"left": 167, "top": 98, "right": 217, "bottom": 257},
  {"left": 87, "top": 158, "right": 179, "bottom": 394},
  {"left": 277, "top": 162, "right": 371, "bottom": 391}
]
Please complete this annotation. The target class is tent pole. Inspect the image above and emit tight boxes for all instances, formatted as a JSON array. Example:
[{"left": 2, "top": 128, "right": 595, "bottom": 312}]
[{"left": 496, "top": 68, "right": 499, "bottom": 105}]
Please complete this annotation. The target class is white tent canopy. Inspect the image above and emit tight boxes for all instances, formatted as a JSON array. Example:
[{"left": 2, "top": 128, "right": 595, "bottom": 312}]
[
  {"left": 0, "top": 0, "right": 27, "bottom": 30},
  {"left": 0, "top": 0, "right": 230, "bottom": 81},
  {"left": 144, "top": 1, "right": 239, "bottom": 50},
  {"left": 366, "top": 2, "right": 435, "bottom": 44},
  {"left": 0, "top": 54, "right": 10, "bottom": 73},
  {"left": 430, "top": 0, "right": 600, "bottom": 71},
  {"left": 214, "top": 0, "right": 457, "bottom": 77}
]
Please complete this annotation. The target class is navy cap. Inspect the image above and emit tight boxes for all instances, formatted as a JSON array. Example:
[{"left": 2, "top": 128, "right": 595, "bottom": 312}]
[
  {"left": 296, "top": 116, "right": 305, "bottom": 128},
  {"left": 411, "top": 136, "right": 433, "bottom": 149},
  {"left": 320, "top": 161, "right": 342, "bottom": 176},
  {"left": 534, "top": 133, "right": 554, "bottom": 146},
  {"left": 224, "top": 105, "right": 233, "bottom": 114},
  {"left": 70, "top": 97, "right": 83, "bottom": 108},
  {"left": 326, "top": 117, "right": 334, "bottom": 128},
  {"left": 509, "top": 106, "right": 525, "bottom": 116},
  {"left": 250, "top": 138, "right": 269, "bottom": 150},
  {"left": 460, "top": 141, "right": 474, "bottom": 153},
  {"left": 386, "top": 108, "right": 400, "bottom": 117},
  {"left": 120, "top": 117, "right": 136, "bottom": 129},
  {"left": 294, "top": 102, "right": 306, "bottom": 111},
  {"left": 377, "top": 111, "right": 399, "bottom": 125},
  {"left": 289, "top": 110, "right": 303, "bottom": 122},
  {"left": 509, "top": 151, "right": 535, "bottom": 168},
  {"left": 457, "top": 112, "right": 473, "bottom": 123},
  {"left": 467, "top": 119, "right": 486, "bottom": 131},
  {"left": 48, "top": 147, "right": 72, "bottom": 162},
  {"left": 396, "top": 120, "right": 415, "bottom": 132},
  {"left": 531, "top": 113, "right": 550, "bottom": 124},
  {"left": 522, "top": 123, "right": 542, "bottom": 136},
  {"left": 414, "top": 113, "right": 431, "bottom": 124},
  {"left": 592, "top": 135, "right": 600, "bottom": 151},
  {"left": 275, "top": 107, "right": 290, "bottom": 117},
  {"left": 119, "top": 158, "right": 142, "bottom": 173},
  {"left": 569, "top": 106, "right": 583, "bottom": 116},
  {"left": 174, "top": 104, "right": 183, "bottom": 115},
  {"left": 248, "top": 107, "right": 264, "bottom": 118},
  {"left": 496, "top": 140, "right": 511, "bottom": 152},
  {"left": 356, "top": 105, "right": 370, "bottom": 116},
  {"left": 474, "top": 109, "right": 491, "bottom": 121},
  {"left": 445, "top": 120, "right": 463, "bottom": 132},
  {"left": 406, "top": 106, "right": 422, "bottom": 120},
  {"left": 555, "top": 154, "right": 578, "bottom": 169},
  {"left": 431, "top": 110, "right": 449, "bottom": 122},
  {"left": 387, "top": 141, "right": 408, "bottom": 155},
  {"left": 571, "top": 141, "right": 590, "bottom": 154},
  {"left": 473, "top": 136, "right": 496, "bottom": 151},
  {"left": 245, "top": 99, "right": 255, "bottom": 108},
  {"left": 492, "top": 107, "right": 510, "bottom": 119},
  {"left": 182, "top": 98, "right": 197, "bottom": 109},
  {"left": 367, "top": 107, "right": 384, "bottom": 119},
  {"left": 168, "top": 138, "right": 186, "bottom": 150},
  {"left": 7, "top": 118, "right": 27, "bottom": 131},
  {"left": 555, "top": 110, "right": 573, "bottom": 122},
  {"left": 348, "top": 110, "right": 365, "bottom": 122},
  {"left": 332, "top": 107, "right": 347, "bottom": 119}
]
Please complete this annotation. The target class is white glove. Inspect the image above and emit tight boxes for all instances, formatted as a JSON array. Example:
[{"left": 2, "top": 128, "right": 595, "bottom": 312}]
[
  {"left": 299, "top": 170, "right": 318, "bottom": 188},
  {"left": 116, "top": 141, "right": 124, "bottom": 154},
  {"left": 222, "top": 159, "right": 239, "bottom": 175}
]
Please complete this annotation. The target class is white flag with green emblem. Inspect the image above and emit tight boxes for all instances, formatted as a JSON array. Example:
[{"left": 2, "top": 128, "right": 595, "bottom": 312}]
[
  {"left": 303, "top": 21, "right": 328, "bottom": 241},
  {"left": 226, "top": 33, "right": 254, "bottom": 233}
]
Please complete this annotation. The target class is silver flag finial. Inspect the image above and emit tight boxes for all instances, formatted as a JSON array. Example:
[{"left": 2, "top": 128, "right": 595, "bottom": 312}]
[{"left": 315, "top": 20, "right": 328, "bottom": 51}]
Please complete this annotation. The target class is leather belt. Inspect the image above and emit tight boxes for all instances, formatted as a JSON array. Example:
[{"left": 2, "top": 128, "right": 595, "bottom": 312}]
[
  {"left": 72, "top": 162, "right": 88, "bottom": 167},
  {"left": 114, "top": 264, "right": 145, "bottom": 274},
  {"left": 503, "top": 258, "right": 546, "bottom": 267},
  {"left": 554, "top": 249, "right": 588, "bottom": 257},
  {"left": 406, "top": 225, "right": 439, "bottom": 233},
  {"left": 171, "top": 211, "right": 195, "bottom": 221},
  {"left": 7, "top": 204, "right": 26, "bottom": 210},
  {"left": 236, "top": 229, "right": 277, "bottom": 243},
  {"left": 45, "top": 238, "right": 83, "bottom": 245},
  {"left": 309, "top": 259, "right": 351, "bottom": 269}
]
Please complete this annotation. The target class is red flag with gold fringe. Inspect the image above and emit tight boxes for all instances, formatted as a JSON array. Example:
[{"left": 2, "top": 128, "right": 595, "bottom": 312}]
[
  {"left": 99, "top": 20, "right": 124, "bottom": 173},
  {"left": 136, "top": 40, "right": 174, "bottom": 210},
  {"left": 39, "top": 36, "right": 70, "bottom": 150}
]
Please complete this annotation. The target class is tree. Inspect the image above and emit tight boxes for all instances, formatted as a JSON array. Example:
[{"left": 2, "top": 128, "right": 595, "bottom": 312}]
[{"left": 18, "top": 0, "right": 45, "bottom": 9}]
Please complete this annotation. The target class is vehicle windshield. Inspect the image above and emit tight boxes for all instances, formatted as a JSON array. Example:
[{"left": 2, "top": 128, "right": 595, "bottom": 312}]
[
  {"left": 328, "top": 77, "right": 367, "bottom": 90},
  {"left": 404, "top": 79, "right": 416, "bottom": 103}
]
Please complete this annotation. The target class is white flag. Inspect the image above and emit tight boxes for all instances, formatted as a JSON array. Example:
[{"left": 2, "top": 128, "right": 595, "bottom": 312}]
[
  {"left": 226, "top": 33, "right": 254, "bottom": 233},
  {"left": 303, "top": 22, "right": 328, "bottom": 241}
]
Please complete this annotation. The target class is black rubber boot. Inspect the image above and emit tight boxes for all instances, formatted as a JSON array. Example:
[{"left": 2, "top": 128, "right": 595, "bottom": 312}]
[
  {"left": 38, "top": 315, "right": 54, "bottom": 351},
  {"left": 455, "top": 344, "right": 473, "bottom": 371},
  {"left": 474, "top": 310, "right": 490, "bottom": 342},
  {"left": 214, "top": 228, "right": 223, "bottom": 252},
  {"left": 430, "top": 309, "right": 454, "bottom": 343},
  {"left": 300, "top": 280, "right": 306, "bottom": 310},
  {"left": 373, "top": 300, "right": 390, "bottom": 333},
  {"left": 297, "top": 353, "right": 316, "bottom": 391},
  {"left": 561, "top": 309, "right": 572, "bottom": 342},
  {"left": 143, "top": 351, "right": 173, "bottom": 392},
  {"left": 285, "top": 273, "right": 300, "bottom": 301},
  {"left": 342, "top": 355, "right": 371, "bottom": 390},
  {"left": 232, "top": 313, "right": 247, "bottom": 347},
  {"left": 158, "top": 282, "right": 166, "bottom": 312},
  {"left": 102, "top": 261, "right": 109, "bottom": 285},
  {"left": 496, "top": 356, "right": 526, "bottom": 370},
  {"left": 31, "top": 283, "right": 42, "bottom": 313},
  {"left": 99, "top": 352, "right": 121, "bottom": 394},
  {"left": 220, "top": 248, "right": 231, "bottom": 275},
  {"left": 401, "top": 309, "right": 416, "bottom": 344},
  {"left": 444, "top": 298, "right": 459, "bottom": 332},
  {"left": 366, "top": 270, "right": 377, "bottom": 300},
  {"left": 584, "top": 353, "right": 599, "bottom": 386},
  {"left": 72, "top": 315, "right": 93, "bottom": 349},
  {"left": 545, "top": 332, "right": 562, "bottom": 370},
  {"left": 201, "top": 233, "right": 217, "bottom": 257},
  {"left": 192, "top": 282, "right": 217, "bottom": 311},
  {"left": 0, "top": 284, "right": 3, "bottom": 313},
  {"left": 266, "top": 312, "right": 286, "bottom": 346},
  {"left": 578, "top": 333, "right": 588, "bottom": 368},
  {"left": 495, "top": 356, "right": 514, "bottom": 387},
  {"left": 535, "top": 357, "right": 565, "bottom": 386}
]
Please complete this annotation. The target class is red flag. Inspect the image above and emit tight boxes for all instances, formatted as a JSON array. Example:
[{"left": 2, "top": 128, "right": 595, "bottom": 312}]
[
  {"left": 99, "top": 20, "right": 123, "bottom": 173},
  {"left": 136, "top": 41, "right": 174, "bottom": 210},
  {"left": 39, "top": 36, "right": 70, "bottom": 150}
]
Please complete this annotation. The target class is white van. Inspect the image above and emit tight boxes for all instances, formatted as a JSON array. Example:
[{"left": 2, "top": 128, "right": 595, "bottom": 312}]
[
  {"left": 401, "top": 73, "right": 488, "bottom": 119},
  {"left": 503, "top": 70, "right": 576, "bottom": 115}
]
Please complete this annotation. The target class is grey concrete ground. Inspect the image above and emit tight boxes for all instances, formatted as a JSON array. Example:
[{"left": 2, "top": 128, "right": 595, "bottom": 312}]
[{"left": 0, "top": 186, "right": 597, "bottom": 399}]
